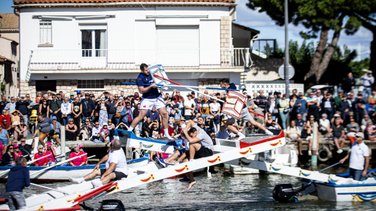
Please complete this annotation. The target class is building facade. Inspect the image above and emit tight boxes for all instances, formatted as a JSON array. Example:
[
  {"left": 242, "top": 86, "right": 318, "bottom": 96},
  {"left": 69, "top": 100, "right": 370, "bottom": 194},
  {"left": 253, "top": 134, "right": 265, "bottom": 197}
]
[
  {"left": 14, "top": 0, "right": 256, "bottom": 97},
  {"left": 0, "top": 13, "right": 19, "bottom": 97}
]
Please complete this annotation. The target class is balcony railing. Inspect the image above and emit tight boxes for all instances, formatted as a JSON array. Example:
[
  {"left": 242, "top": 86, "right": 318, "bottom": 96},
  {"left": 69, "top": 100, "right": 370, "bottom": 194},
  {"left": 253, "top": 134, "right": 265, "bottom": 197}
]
[{"left": 28, "top": 48, "right": 251, "bottom": 71}]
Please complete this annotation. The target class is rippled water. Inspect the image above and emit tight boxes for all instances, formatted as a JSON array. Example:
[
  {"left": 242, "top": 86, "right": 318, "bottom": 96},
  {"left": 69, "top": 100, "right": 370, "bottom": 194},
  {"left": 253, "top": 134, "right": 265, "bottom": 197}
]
[{"left": 1, "top": 170, "right": 375, "bottom": 210}]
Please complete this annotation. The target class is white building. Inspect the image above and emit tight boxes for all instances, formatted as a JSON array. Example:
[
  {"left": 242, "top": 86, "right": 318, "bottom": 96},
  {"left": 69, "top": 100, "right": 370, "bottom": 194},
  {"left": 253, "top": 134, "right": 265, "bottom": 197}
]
[
  {"left": 0, "top": 13, "right": 19, "bottom": 97},
  {"left": 14, "top": 0, "right": 257, "bottom": 97}
]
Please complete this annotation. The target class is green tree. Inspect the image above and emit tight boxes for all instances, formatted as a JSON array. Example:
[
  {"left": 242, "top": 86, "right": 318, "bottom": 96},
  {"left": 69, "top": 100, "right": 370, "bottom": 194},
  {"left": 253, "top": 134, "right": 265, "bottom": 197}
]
[{"left": 247, "top": 0, "right": 365, "bottom": 82}]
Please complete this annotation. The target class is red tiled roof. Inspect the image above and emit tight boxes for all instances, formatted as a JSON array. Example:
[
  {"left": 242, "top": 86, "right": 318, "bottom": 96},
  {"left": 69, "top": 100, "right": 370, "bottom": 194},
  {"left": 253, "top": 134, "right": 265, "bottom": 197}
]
[
  {"left": 0, "top": 13, "right": 19, "bottom": 30},
  {"left": 14, "top": 0, "right": 235, "bottom": 4}
]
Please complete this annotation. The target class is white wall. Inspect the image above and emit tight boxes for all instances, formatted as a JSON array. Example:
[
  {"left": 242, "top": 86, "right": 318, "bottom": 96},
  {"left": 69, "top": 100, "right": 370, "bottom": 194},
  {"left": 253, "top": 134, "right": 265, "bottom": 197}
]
[{"left": 19, "top": 6, "right": 229, "bottom": 81}]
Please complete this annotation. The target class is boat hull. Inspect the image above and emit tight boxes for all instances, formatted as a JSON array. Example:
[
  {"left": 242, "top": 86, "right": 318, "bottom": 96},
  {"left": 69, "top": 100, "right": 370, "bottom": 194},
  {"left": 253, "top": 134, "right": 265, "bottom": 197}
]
[
  {"left": 315, "top": 180, "right": 376, "bottom": 202},
  {"left": 0, "top": 157, "right": 149, "bottom": 182}
]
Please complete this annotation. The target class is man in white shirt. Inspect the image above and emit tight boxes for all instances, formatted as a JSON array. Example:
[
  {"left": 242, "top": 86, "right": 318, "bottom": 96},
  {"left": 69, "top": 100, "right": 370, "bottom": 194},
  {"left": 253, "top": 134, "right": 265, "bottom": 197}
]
[
  {"left": 340, "top": 132, "right": 370, "bottom": 181},
  {"left": 361, "top": 70, "right": 374, "bottom": 101},
  {"left": 70, "top": 139, "right": 128, "bottom": 186},
  {"left": 60, "top": 97, "right": 72, "bottom": 125}
]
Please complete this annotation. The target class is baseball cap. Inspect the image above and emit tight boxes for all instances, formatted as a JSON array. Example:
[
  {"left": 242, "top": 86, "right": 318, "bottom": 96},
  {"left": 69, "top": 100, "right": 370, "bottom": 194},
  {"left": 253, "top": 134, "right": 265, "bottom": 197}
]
[
  {"left": 52, "top": 116, "right": 57, "bottom": 120},
  {"left": 355, "top": 132, "right": 364, "bottom": 139}
]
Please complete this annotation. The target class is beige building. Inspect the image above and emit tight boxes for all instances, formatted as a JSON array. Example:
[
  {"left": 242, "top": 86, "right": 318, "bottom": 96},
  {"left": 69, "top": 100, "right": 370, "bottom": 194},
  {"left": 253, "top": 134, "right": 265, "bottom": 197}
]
[{"left": 0, "top": 13, "right": 19, "bottom": 97}]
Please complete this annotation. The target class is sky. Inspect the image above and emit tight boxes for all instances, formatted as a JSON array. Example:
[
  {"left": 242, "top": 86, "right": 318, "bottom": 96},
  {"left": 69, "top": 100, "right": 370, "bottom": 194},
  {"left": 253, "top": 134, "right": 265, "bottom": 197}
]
[{"left": 0, "top": 0, "right": 372, "bottom": 60}]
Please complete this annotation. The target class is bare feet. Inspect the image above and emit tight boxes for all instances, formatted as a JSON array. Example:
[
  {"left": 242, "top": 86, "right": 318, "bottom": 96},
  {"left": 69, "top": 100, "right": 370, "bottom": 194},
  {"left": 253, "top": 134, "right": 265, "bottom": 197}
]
[{"left": 187, "top": 180, "right": 196, "bottom": 190}]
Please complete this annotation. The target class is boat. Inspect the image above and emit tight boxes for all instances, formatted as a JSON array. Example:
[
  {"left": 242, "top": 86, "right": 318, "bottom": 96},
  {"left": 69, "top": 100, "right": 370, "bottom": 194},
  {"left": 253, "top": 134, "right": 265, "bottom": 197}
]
[
  {"left": 216, "top": 135, "right": 299, "bottom": 175},
  {"left": 0, "top": 130, "right": 286, "bottom": 210},
  {"left": 0, "top": 157, "right": 149, "bottom": 182},
  {"left": 314, "top": 170, "right": 376, "bottom": 202},
  {"left": 242, "top": 159, "right": 376, "bottom": 202}
]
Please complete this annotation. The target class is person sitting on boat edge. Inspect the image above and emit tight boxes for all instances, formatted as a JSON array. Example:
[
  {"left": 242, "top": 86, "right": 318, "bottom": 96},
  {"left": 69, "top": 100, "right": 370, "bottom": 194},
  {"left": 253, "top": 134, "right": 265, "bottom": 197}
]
[
  {"left": 69, "top": 139, "right": 128, "bottom": 187},
  {"left": 182, "top": 120, "right": 214, "bottom": 190},
  {"left": 339, "top": 132, "right": 370, "bottom": 181},
  {"left": 69, "top": 144, "right": 87, "bottom": 166},
  {"left": 6, "top": 157, "right": 30, "bottom": 211}
]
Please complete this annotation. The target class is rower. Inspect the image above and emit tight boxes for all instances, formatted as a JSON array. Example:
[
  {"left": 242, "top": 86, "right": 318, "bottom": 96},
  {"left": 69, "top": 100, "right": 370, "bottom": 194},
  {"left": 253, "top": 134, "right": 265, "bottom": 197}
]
[
  {"left": 69, "top": 139, "right": 128, "bottom": 187},
  {"left": 219, "top": 79, "right": 273, "bottom": 138}
]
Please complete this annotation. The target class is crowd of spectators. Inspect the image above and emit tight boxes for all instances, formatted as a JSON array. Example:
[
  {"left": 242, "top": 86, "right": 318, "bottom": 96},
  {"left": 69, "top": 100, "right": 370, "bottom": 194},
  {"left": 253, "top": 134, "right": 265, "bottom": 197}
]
[{"left": 0, "top": 70, "right": 375, "bottom": 166}]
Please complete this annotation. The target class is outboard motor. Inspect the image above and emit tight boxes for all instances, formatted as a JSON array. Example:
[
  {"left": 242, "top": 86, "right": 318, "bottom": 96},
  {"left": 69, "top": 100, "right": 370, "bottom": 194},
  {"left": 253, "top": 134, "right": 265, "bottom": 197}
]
[
  {"left": 99, "top": 199, "right": 125, "bottom": 211},
  {"left": 272, "top": 184, "right": 298, "bottom": 203}
]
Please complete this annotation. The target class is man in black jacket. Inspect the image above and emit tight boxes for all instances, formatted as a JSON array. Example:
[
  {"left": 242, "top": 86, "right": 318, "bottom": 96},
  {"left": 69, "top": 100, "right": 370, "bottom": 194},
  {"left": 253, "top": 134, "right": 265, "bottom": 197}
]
[
  {"left": 15, "top": 96, "right": 30, "bottom": 125},
  {"left": 6, "top": 157, "right": 30, "bottom": 210}
]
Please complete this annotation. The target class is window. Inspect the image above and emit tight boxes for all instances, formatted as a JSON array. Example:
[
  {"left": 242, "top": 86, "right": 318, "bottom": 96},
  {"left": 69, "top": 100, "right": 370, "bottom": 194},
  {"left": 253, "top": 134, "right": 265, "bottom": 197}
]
[
  {"left": 81, "top": 29, "right": 107, "bottom": 57},
  {"left": 39, "top": 20, "right": 52, "bottom": 45},
  {"left": 77, "top": 80, "right": 104, "bottom": 89}
]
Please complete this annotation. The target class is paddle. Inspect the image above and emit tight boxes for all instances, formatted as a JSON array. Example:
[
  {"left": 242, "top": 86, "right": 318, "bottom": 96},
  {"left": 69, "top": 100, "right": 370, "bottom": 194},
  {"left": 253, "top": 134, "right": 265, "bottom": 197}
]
[
  {"left": 30, "top": 183, "right": 70, "bottom": 195},
  {"left": 30, "top": 154, "right": 95, "bottom": 177},
  {"left": 319, "top": 162, "right": 341, "bottom": 173},
  {"left": 0, "top": 154, "right": 64, "bottom": 178}
]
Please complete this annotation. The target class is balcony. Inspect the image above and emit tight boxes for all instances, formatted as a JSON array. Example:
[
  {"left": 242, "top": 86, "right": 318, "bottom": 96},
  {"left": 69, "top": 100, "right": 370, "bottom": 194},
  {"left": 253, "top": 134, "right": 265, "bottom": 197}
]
[{"left": 27, "top": 48, "right": 251, "bottom": 73}]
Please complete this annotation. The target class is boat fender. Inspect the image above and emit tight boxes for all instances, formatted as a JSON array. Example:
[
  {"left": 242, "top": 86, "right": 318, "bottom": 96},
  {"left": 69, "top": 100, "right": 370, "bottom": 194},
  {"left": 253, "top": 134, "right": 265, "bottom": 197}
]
[
  {"left": 272, "top": 184, "right": 298, "bottom": 203},
  {"left": 318, "top": 145, "right": 332, "bottom": 162},
  {"left": 99, "top": 199, "right": 125, "bottom": 211}
]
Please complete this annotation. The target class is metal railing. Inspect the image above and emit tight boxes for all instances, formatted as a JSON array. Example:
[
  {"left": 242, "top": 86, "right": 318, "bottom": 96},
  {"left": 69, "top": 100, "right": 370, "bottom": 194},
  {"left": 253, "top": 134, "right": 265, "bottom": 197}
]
[{"left": 28, "top": 48, "right": 251, "bottom": 71}]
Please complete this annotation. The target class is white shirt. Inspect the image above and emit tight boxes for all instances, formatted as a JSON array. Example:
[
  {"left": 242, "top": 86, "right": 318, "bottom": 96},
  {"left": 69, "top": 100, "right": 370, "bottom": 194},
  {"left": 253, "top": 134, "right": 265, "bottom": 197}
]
[
  {"left": 209, "top": 102, "right": 221, "bottom": 113},
  {"left": 319, "top": 119, "right": 330, "bottom": 128},
  {"left": 92, "top": 126, "right": 101, "bottom": 136},
  {"left": 349, "top": 142, "right": 369, "bottom": 170},
  {"left": 194, "top": 125, "right": 213, "bottom": 150},
  {"left": 106, "top": 149, "right": 128, "bottom": 175},
  {"left": 61, "top": 102, "right": 72, "bottom": 115},
  {"left": 184, "top": 99, "right": 195, "bottom": 115}
]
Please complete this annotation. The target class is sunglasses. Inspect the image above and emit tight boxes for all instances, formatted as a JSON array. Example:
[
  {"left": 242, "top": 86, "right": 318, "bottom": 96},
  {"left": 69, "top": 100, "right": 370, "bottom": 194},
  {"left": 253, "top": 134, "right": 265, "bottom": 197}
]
[{"left": 9, "top": 147, "right": 14, "bottom": 149}]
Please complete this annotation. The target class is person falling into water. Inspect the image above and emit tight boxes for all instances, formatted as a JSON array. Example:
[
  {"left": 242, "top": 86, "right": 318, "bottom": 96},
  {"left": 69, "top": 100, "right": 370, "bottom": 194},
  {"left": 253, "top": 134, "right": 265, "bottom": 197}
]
[{"left": 219, "top": 79, "right": 273, "bottom": 139}]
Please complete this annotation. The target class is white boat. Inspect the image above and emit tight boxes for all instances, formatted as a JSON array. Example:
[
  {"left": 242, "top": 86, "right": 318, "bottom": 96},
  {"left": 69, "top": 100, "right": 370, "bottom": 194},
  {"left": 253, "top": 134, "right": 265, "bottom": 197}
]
[
  {"left": 314, "top": 171, "right": 376, "bottom": 202},
  {"left": 0, "top": 157, "right": 149, "bottom": 182},
  {"left": 0, "top": 131, "right": 286, "bottom": 210},
  {"left": 219, "top": 136, "right": 298, "bottom": 175}
]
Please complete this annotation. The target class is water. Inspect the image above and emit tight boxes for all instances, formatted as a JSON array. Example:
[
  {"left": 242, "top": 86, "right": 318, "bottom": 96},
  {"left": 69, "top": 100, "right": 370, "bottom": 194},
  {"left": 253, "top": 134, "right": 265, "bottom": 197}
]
[{"left": 1, "top": 170, "right": 375, "bottom": 210}]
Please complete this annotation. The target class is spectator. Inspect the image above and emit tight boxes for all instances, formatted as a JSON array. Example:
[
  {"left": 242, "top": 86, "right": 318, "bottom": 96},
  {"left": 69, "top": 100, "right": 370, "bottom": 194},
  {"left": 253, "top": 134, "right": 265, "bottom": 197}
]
[
  {"left": 254, "top": 90, "right": 268, "bottom": 112},
  {"left": 319, "top": 113, "right": 332, "bottom": 136},
  {"left": 65, "top": 118, "right": 78, "bottom": 141},
  {"left": 278, "top": 94, "right": 289, "bottom": 129},
  {"left": 91, "top": 121, "right": 101, "bottom": 143},
  {"left": 183, "top": 94, "right": 196, "bottom": 120},
  {"left": 15, "top": 96, "right": 30, "bottom": 125},
  {"left": 39, "top": 99, "right": 50, "bottom": 118},
  {"left": 61, "top": 97, "right": 72, "bottom": 125},
  {"left": 286, "top": 120, "right": 302, "bottom": 155},
  {"left": 13, "top": 121, "right": 28, "bottom": 141},
  {"left": 106, "top": 95, "right": 117, "bottom": 122},
  {"left": 49, "top": 93, "right": 62, "bottom": 123},
  {"left": 1, "top": 145, "right": 16, "bottom": 166},
  {"left": 0, "top": 124, "right": 9, "bottom": 146},
  {"left": 342, "top": 72, "right": 356, "bottom": 94},
  {"left": 79, "top": 119, "right": 93, "bottom": 141},
  {"left": 99, "top": 123, "right": 110, "bottom": 143},
  {"left": 81, "top": 93, "right": 95, "bottom": 123},
  {"left": 50, "top": 116, "right": 61, "bottom": 145},
  {"left": 321, "top": 92, "right": 335, "bottom": 120},
  {"left": 346, "top": 117, "right": 360, "bottom": 133},
  {"left": 71, "top": 97, "right": 82, "bottom": 128},
  {"left": 33, "top": 145, "right": 48, "bottom": 166},
  {"left": 45, "top": 142, "right": 57, "bottom": 165},
  {"left": 69, "top": 144, "right": 87, "bottom": 166},
  {"left": 19, "top": 138, "right": 33, "bottom": 160},
  {"left": 360, "top": 69, "right": 374, "bottom": 101},
  {"left": 332, "top": 117, "right": 346, "bottom": 154},
  {"left": 98, "top": 99, "right": 108, "bottom": 127}
]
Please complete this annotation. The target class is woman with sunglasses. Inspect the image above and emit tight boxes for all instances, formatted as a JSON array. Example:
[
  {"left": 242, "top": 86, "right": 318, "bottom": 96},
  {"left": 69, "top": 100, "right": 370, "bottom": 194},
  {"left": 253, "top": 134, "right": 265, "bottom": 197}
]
[{"left": 1, "top": 145, "right": 16, "bottom": 166}]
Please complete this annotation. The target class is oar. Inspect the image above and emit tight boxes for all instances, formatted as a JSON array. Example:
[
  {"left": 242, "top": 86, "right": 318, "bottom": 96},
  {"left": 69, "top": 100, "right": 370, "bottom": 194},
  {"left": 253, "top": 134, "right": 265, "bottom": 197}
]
[
  {"left": 156, "top": 84, "right": 239, "bottom": 91},
  {"left": 319, "top": 162, "right": 341, "bottom": 173},
  {"left": 31, "top": 154, "right": 95, "bottom": 177},
  {"left": 153, "top": 74, "right": 225, "bottom": 103},
  {"left": 30, "top": 183, "right": 70, "bottom": 195},
  {"left": 0, "top": 154, "right": 64, "bottom": 178}
]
